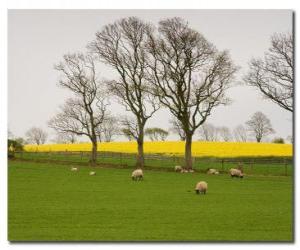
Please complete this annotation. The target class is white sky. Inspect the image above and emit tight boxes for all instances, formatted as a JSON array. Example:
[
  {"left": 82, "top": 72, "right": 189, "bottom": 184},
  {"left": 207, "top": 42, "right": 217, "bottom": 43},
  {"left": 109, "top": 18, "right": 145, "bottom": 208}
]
[{"left": 8, "top": 9, "right": 293, "bottom": 142}]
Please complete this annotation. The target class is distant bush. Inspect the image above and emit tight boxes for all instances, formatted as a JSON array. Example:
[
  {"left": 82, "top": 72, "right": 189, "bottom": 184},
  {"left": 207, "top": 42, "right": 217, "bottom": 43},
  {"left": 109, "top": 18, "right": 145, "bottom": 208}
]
[
  {"left": 272, "top": 138, "right": 285, "bottom": 144},
  {"left": 8, "top": 138, "right": 24, "bottom": 158}
]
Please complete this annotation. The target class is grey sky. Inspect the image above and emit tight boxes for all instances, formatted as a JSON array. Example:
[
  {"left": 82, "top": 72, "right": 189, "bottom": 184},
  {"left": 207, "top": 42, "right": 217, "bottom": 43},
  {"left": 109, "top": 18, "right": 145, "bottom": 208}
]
[{"left": 8, "top": 9, "right": 293, "bottom": 142}]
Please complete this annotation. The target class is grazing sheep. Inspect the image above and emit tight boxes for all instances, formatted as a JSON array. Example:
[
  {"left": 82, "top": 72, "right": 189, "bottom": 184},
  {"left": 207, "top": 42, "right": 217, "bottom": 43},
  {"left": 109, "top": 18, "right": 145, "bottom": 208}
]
[
  {"left": 132, "top": 169, "right": 143, "bottom": 181},
  {"left": 181, "top": 169, "right": 189, "bottom": 173},
  {"left": 229, "top": 168, "right": 244, "bottom": 178},
  {"left": 89, "top": 171, "right": 96, "bottom": 176},
  {"left": 195, "top": 181, "right": 208, "bottom": 194},
  {"left": 71, "top": 167, "right": 78, "bottom": 171},
  {"left": 175, "top": 165, "right": 183, "bottom": 172},
  {"left": 207, "top": 168, "right": 219, "bottom": 175},
  {"left": 188, "top": 169, "right": 195, "bottom": 173}
]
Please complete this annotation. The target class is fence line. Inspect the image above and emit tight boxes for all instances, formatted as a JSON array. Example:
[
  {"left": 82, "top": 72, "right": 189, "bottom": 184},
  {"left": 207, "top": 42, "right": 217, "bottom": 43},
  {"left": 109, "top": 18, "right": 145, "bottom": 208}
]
[{"left": 13, "top": 151, "right": 292, "bottom": 176}]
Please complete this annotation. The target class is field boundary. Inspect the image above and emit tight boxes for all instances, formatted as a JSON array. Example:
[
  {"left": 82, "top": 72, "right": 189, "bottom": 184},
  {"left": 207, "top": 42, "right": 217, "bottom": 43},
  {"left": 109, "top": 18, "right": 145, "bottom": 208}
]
[{"left": 10, "top": 151, "right": 293, "bottom": 176}]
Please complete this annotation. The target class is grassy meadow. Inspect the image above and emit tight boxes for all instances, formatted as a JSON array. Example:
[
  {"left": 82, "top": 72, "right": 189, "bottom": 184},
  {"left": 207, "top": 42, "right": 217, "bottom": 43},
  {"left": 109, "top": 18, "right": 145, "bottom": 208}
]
[{"left": 8, "top": 161, "right": 293, "bottom": 241}]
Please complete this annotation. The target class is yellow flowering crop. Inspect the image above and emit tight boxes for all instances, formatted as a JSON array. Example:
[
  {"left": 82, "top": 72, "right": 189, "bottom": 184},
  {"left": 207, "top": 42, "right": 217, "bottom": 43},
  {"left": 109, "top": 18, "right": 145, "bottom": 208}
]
[{"left": 24, "top": 141, "right": 292, "bottom": 158}]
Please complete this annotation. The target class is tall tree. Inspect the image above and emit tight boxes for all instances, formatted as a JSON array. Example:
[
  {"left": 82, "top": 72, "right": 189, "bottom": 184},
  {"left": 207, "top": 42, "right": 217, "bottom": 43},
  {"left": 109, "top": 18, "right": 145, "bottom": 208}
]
[
  {"left": 49, "top": 53, "right": 108, "bottom": 164},
  {"left": 89, "top": 17, "right": 160, "bottom": 168},
  {"left": 244, "top": 32, "right": 293, "bottom": 112},
  {"left": 25, "top": 127, "right": 48, "bottom": 145},
  {"left": 147, "top": 17, "right": 237, "bottom": 169},
  {"left": 246, "top": 111, "right": 275, "bottom": 142},
  {"left": 233, "top": 124, "right": 248, "bottom": 142}
]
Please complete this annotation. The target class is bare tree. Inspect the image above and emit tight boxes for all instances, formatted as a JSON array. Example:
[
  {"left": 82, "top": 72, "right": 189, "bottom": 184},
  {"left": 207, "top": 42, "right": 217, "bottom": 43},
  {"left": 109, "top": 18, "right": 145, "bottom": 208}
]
[
  {"left": 89, "top": 17, "right": 160, "bottom": 168},
  {"left": 49, "top": 53, "right": 108, "bottom": 164},
  {"left": 145, "top": 127, "right": 169, "bottom": 141},
  {"left": 218, "top": 126, "right": 232, "bottom": 142},
  {"left": 120, "top": 116, "right": 139, "bottom": 142},
  {"left": 169, "top": 118, "right": 186, "bottom": 141},
  {"left": 147, "top": 17, "right": 237, "bottom": 169},
  {"left": 233, "top": 124, "right": 248, "bottom": 142},
  {"left": 25, "top": 127, "right": 48, "bottom": 145},
  {"left": 198, "top": 123, "right": 219, "bottom": 141},
  {"left": 244, "top": 32, "right": 293, "bottom": 112},
  {"left": 246, "top": 111, "right": 275, "bottom": 142},
  {"left": 52, "top": 132, "right": 77, "bottom": 144},
  {"left": 96, "top": 116, "right": 119, "bottom": 142}
]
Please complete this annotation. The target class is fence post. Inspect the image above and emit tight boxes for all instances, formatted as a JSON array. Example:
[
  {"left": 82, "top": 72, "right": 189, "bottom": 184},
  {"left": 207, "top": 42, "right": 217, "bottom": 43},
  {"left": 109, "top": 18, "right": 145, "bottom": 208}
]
[{"left": 221, "top": 159, "right": 224, "bottom": 172}]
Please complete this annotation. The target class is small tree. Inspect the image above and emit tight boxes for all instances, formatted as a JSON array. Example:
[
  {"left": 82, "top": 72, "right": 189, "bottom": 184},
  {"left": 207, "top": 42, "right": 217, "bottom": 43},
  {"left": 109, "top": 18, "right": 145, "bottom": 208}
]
[
  {"left": 25, "top": 127, "right": 48, "bottom": 145},
  {"left": 246, "top": 111, "right": 275, "bottom": 142},
  {"left": 198, "top": 123, "right": 219, "bottom": 141},
  {"left": 96, "top": 116, "right": 120, "bottom": 142},
  {"left": 233, "top": 125, "right": 248, "bottom": 142},
  {"left": 218, "top": 126, "right": 232, "bottom": 142},
  {"left": 52, "top": 132, "right": 77, "bottom": 144},
  {"left": 244, "top": 32, "right": 293, "bottom": 112},
  {"left": 145, "top": 127, "right": 169, "bottom": 141}
]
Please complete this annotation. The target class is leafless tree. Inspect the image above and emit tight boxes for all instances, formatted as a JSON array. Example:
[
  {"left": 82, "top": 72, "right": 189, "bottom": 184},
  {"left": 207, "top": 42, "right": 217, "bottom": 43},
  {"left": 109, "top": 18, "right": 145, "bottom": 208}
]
[
  {"left": 198, "top": 123, "right": 219, "bottom": 141},
  {"left": 25, "top": 127, "right": 48, "bottom": 145},
  {"left": 147, "top": 17, "right": 237, "bottom": 169},
  {"left": 89, "top": 17, "right": 160, "bottom": 168},
  {"left": 120, "top": 116, "right": 139, "bottom": 142},
  {"left": 246, "top": 111, "right": 275, "bottom": 142},
  {"left": 52, "top": 131, "right": 77, "bottom": 144},
  {"left": 145, "top": 127, "right": 169, "bottom": 141},
  {"left": 96, "top": 116, "right": 120, "bottom": 142},
  {"left": 49, "top": 53, "right": 108, "bottom": 164},
  {"left": 218, "top": 126, "right": 232, "bottom": 142},
  {"left": 169, "top": 118, "right": 186, "bottom": 141},
  {"left": 233, "top": 124, "right": 248, "bottom": 142},
  {"left": 244, "top": 32, "right": 293, "bottom": 112}
]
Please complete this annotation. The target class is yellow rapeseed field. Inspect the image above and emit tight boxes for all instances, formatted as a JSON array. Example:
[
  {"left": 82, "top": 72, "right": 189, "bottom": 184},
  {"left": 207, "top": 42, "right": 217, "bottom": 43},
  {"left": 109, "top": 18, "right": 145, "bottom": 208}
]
[{"left": 24, "top": 141, "right": 292, "bottom": 158}]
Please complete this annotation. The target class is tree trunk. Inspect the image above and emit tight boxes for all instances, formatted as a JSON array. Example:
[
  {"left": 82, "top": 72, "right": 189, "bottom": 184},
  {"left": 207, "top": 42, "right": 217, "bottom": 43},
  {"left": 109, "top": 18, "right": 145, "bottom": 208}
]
[
  {"left": 185, "top": 134, "right": 193, "bottom": 170},
  {"left": 136, "top": 134, "right": 145, "bottom": 168},
  {"left": 90, "top": 138, "right": 98, "bottom": 165}
]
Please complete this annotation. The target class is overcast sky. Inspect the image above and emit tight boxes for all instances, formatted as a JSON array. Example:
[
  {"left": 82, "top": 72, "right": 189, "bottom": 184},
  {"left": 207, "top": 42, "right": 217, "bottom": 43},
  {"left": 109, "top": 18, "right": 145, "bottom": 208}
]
[{"left": 8, "top": 9, "right": 293, "bottom": 142}]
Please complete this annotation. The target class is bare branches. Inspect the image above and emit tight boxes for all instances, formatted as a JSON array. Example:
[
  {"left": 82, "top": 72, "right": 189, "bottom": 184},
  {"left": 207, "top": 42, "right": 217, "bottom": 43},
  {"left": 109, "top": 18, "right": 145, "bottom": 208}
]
[
  {"left": 89, "top": 17, "right": 160, "bottom": 124},
  {"left": 51, "top": 53, "right": 109, "bottom": 164},
  {"left": 147, "top": 18, "right": 237, "bottom": 135},
  {"left": 25, "top": 127, "right": 48, "bottom": 145},
  {"left": 244, "top": 32, "right": 293, "bottom": 112},
  {"left": 147, "top": 17, "right": 237, "bottom": 168},
  {"left": 246, "top": 111, "right": 275, "bottom": 142},
  {"left": 89, "top": 17, "right": 161, "bottom": 167},
  {"left": 233, "top": 125, "right": 248, "bottom": 142}
]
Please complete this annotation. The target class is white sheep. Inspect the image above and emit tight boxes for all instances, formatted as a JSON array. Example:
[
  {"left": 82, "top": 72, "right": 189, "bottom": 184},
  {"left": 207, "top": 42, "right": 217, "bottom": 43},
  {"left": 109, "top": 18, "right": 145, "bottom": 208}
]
[
  {"left": 195, "top": 181, "right": 208, "bottom": 194},
  {"left": 229, "top": 168, "right": 244, "bottom": 178},
  {"left": 174, "top": 165, "right": 183, "bottom": 172},
  {"left": 207, "top": 168, "right": 219, "bottom": 175},
  {"left": 188, "top": 169, "right": 195, "bottom": 173},
  {"left": 89, "top": 171, "right": 96, "bottom": 176},
  {"left": 132, "top": 169, "right": 143, "bottom": 181},
  {"left": 71, "top": 167, "right": 78, "bottom": 171},
  {"left": 181, "top": 169, "right": 189, "bottom": 173}
]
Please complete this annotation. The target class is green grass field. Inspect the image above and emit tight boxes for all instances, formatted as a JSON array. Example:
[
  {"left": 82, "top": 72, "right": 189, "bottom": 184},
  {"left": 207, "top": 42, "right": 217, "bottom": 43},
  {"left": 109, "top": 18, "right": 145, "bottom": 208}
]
[{"left": 8, "top": 160, "right": 293, "bottom": 241}]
